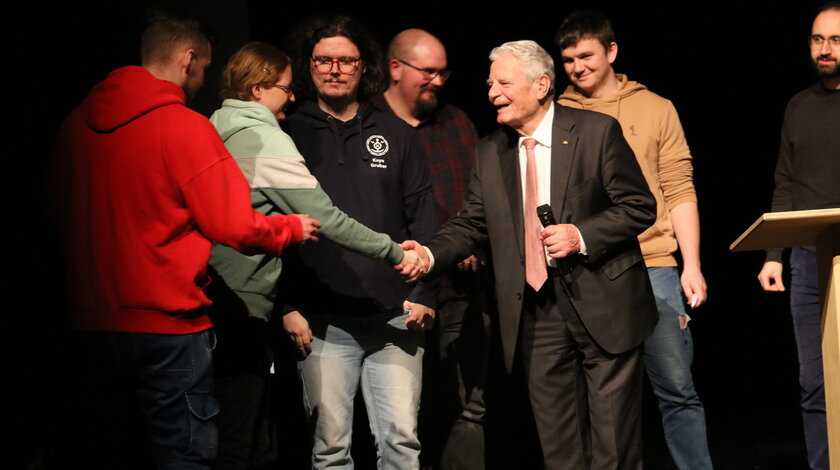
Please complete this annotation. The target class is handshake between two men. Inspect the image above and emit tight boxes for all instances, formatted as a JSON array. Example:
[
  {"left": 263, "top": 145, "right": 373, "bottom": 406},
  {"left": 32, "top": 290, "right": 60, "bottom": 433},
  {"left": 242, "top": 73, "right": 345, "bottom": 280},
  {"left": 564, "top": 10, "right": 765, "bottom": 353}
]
[{"left": 393, "top": 222, "right": 583, "bottom": 282}]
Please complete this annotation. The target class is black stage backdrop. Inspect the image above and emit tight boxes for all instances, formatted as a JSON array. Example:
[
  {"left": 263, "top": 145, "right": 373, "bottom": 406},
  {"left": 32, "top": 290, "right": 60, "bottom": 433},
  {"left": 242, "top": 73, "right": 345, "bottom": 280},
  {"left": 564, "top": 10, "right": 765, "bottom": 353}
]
[{"left": 12, "top": 1, "right": 829, "bottom": 468}]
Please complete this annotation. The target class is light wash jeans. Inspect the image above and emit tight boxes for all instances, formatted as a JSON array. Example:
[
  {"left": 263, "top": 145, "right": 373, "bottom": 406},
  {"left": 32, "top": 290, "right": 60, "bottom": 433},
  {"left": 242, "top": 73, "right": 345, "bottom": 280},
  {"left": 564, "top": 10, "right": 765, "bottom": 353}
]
[
  {"left": 644, "top": 267, "right": 713, "bottom": 470},
  {"left": 298, "top": 311, "right": 424, "bottom": 470}
]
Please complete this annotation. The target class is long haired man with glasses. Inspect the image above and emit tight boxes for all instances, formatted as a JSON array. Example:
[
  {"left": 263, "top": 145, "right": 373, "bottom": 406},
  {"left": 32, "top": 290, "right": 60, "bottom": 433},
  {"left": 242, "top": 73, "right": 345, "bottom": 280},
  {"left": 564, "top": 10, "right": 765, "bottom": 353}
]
[
  {"left": 372, "top": 29, "right": 489, "bottom": 470},
  {"left": 757, "top": 3, "right": 840, "bottom": 469},
  {"left": 283, "top": 16, "right": 438, "bottom": 470}
]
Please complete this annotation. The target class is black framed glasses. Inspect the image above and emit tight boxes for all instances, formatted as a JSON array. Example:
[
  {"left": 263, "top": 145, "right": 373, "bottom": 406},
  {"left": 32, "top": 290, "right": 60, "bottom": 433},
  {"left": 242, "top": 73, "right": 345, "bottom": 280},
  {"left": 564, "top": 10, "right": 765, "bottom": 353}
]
[
  {"left": 312, "top": 56, "right": 361, "bottom": 75},
  {"left": 397, "top": 59, "right": 451, "bottom": 81},
  {"left": 808, "top": 34, "right": 840, "bottom": 49}
]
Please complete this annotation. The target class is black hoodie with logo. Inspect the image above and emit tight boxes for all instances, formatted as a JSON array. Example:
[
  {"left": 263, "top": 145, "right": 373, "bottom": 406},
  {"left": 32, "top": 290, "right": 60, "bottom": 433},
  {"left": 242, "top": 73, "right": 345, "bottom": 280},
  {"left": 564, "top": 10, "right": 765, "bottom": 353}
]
[{"left": 283, "top": 100, "right": 439, "bottom": 315}]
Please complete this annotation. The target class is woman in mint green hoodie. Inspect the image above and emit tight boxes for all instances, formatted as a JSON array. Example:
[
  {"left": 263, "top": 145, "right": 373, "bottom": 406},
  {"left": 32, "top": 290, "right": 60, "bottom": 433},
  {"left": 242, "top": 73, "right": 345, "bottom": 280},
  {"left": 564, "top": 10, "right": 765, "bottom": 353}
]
[{"left": 206, "top": 42, "right": 417, "bottom": 468}]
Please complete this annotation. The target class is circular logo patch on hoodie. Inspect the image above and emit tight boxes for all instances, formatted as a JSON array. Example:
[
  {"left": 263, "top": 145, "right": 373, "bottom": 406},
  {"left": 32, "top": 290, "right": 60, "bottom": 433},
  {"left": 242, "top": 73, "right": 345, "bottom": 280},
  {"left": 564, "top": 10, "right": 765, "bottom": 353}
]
[{"left": 366, "top": 135, "right": 389, "bottom": 157}]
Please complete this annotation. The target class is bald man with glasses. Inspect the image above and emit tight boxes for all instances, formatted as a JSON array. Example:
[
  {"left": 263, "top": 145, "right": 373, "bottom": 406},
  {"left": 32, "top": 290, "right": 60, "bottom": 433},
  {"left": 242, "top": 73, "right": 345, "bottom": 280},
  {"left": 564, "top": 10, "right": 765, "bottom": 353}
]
[{"left": 373, "top": 29, "right": 490, "bottom": 470}]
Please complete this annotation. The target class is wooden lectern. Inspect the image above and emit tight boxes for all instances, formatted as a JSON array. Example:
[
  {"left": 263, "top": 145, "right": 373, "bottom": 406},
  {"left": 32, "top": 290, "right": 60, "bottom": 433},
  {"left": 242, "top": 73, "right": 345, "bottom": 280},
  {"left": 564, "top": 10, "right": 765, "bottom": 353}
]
[{"left": 731, "top": 208, "right": 840, "bottom": 466}]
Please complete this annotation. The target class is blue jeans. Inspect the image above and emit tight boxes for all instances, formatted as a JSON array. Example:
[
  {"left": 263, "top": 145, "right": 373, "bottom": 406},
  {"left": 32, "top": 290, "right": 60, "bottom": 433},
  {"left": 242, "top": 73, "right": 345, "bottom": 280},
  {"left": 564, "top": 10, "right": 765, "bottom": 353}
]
[
  {"left": 790, "top": 247, "right": 828, "bottom": 470},
  {"left": 298, "top": 312, "right": 424, "bottom": 470},
  {"left": 72, "top": 329, "right": 219, "bottom": 469},
  {"left": 644, "top": 267, "right": 713, "bottom": 470}
]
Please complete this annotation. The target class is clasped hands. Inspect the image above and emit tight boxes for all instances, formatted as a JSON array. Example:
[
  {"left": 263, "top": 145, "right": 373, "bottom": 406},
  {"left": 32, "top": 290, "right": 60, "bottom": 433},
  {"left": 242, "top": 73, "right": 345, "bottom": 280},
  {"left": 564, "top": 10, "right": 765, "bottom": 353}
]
[
  {"left": 393, "top": 240, "right": 430, "bottom": 282},
  {"left": 394, "top": 224, "right": 580, "bottom": 282}
]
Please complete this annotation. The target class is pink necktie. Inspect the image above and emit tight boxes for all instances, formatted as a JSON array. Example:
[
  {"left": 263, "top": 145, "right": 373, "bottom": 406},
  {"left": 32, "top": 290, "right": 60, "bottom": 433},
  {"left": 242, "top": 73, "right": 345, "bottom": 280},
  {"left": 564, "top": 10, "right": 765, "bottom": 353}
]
[{"left": 523, "top": 138, "right": 547, "bottom": 291}]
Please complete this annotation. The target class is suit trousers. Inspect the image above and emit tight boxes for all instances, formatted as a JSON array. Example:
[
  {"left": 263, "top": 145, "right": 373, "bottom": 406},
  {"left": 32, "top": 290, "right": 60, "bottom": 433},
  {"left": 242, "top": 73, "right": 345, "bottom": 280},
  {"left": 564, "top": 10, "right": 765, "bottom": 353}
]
[{"left": 519, "top": 273, "right": 643, "bottom": 470}]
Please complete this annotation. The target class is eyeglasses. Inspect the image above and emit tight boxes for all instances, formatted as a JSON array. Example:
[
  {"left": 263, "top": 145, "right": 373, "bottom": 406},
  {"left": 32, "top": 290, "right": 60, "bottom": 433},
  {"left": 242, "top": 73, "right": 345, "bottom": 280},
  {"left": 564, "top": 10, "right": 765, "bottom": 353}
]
[
  {"left": 808, "top": 35, "right": 840, "bottom": 48},
  {"left": 261, "top": 82, "right": 293, "bottom": 95},
  {"left": 312, "top": 56, "right": 361, "bottom": 75},
  {"left": 397, "top": 59, "right": 451, "bottom": 81}
]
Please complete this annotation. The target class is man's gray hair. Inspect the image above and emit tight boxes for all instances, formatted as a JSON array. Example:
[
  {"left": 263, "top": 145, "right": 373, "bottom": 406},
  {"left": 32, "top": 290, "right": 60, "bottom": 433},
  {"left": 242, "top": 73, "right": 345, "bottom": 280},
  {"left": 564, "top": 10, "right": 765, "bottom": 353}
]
[{"left": 489, "top": 40, "right": 555, "bottom": 96}]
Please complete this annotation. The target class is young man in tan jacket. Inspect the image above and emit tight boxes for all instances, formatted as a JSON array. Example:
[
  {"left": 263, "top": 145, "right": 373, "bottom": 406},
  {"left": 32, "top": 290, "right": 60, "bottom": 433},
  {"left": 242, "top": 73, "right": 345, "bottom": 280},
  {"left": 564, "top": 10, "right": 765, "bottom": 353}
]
[{"left": 556, "top": 10, "right": 713, "bottom": 470}]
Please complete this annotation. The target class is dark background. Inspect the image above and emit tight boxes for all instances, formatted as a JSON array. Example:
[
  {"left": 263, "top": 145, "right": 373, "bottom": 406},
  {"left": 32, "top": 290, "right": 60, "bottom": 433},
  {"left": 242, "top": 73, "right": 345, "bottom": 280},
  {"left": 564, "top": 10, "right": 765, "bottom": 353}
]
[{"left": 11, "top": 0, "right": 830, "bottom": 468}]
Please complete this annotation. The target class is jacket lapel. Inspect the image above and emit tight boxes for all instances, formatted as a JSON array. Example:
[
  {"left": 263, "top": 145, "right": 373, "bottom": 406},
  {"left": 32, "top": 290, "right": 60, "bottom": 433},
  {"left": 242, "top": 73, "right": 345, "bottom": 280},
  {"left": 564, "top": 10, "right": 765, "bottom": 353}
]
[
  {"left": 500, "top": 130, "right": 524, "bottom": 257},
  {"left": 551, "top": 106, "right": 577, "bottom": 221}
]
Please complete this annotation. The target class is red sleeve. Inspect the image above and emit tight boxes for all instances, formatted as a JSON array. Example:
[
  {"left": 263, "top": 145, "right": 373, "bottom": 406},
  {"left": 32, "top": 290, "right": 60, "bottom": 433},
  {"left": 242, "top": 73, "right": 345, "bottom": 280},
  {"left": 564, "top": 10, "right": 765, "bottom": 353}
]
[{"left": 170, "top": 114, "right": 303, "bottom": 256}]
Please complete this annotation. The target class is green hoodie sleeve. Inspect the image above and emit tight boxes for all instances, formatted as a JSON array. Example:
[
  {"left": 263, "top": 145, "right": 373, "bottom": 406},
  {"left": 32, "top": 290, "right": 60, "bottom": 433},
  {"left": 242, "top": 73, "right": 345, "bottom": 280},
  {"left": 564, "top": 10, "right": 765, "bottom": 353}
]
[{"left": 239, "top": 130, "right": 404, "bottom": 265}]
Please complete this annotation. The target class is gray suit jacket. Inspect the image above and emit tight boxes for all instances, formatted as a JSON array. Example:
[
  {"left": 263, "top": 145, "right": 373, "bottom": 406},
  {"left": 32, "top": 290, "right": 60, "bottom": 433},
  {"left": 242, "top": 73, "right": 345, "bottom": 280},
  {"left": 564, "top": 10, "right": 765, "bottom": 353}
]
[{"left": 427, "top": 105, "right": 658, "bottom": 372}]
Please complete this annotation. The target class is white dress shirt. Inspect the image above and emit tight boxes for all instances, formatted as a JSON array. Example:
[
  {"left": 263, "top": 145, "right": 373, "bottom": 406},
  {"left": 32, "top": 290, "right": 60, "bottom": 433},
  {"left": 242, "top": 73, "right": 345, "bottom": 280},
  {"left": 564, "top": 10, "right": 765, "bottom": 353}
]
[
  {"left": 517, "top": 104, "right": 586, "bottom": 265},
  {"left": 424, "top": 103, "right": 585, "bottom": 272}
]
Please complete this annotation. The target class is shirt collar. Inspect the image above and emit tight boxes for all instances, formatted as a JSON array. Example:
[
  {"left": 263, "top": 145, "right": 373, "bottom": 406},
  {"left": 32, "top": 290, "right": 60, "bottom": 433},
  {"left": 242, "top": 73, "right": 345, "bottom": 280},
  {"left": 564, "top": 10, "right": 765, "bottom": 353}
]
[{"left": 519, "top": 102, "right": 554, "bottom": 148}]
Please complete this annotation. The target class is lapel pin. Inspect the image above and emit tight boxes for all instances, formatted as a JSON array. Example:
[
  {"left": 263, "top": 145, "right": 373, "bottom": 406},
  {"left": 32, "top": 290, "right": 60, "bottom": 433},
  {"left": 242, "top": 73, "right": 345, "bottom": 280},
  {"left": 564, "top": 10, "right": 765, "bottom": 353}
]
[{"left": 562, "top": 140, "right": 569, "bottom": 145}]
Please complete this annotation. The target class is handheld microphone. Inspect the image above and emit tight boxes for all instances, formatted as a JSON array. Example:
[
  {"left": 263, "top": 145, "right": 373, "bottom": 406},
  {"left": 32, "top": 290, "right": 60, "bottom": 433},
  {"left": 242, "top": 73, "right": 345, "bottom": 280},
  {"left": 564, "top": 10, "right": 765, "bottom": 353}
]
[
  {"left": 536, "top": 204, "right": 557, "bottom": 227},
  {"left": 536, "top": 204, "right": 574, "bottom": 287}
]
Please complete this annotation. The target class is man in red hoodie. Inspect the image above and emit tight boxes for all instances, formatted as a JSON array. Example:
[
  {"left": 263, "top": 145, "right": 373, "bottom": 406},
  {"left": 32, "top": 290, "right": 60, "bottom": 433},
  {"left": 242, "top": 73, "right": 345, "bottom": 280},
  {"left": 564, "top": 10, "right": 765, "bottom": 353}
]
[{"left": 50, "top": 15, "right": 318, "bottom": 469}]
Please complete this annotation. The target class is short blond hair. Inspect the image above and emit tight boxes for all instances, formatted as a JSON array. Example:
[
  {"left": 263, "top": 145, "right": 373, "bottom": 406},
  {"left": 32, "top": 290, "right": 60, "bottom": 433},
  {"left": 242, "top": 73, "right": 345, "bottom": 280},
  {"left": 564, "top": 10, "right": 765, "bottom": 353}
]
[{"left": 140, "top": 15, "right": 211, "bottom": 66}]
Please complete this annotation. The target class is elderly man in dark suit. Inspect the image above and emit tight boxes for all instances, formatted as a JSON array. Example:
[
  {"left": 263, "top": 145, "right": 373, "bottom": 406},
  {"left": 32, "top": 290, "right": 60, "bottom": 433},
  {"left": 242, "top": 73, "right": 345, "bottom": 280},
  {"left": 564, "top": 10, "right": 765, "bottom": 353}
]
[{"left": 402, "top": 40, "right": 658, "bottom": 470}]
